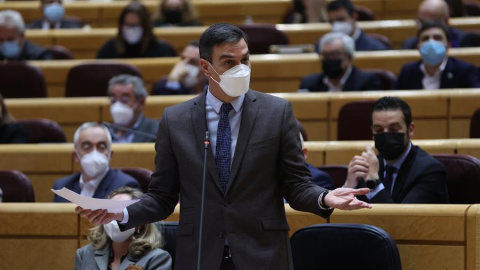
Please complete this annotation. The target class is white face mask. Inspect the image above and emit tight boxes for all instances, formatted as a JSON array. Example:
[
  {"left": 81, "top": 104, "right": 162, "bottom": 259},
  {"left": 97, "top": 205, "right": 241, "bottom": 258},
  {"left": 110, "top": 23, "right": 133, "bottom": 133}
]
[
  {"left": 209, "top": 63, "right": 250, "bottom": 97},
  {"left": 122, "top": 26, "right": 143, "bottom": 45},
  {"left": 104, "top": 220, "right": 135, "bottom": 242},
  {"left": 331, "top": 21, "right": 354, "bottom": 36},
  {"left": 181, "top": 64, "right": 200, "bottom": 88},
  {"left": 110, "top": 102, "right": 135, "bottom": 125},
  {"left": 79, "top": 150, "right": 110, "bottom": 178}
]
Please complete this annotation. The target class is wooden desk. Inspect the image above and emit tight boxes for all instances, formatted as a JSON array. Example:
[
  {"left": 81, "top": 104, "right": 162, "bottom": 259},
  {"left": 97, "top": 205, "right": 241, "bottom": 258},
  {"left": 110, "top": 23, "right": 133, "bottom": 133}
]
[
  {"left": 1, "top": 203, "right": 479, "bottom": 270},
  {"left": 0, "top": 139, "right": 473, "bottom": 202},
  {"left": 0, "top": 0, "right": 293, "bottom": 27},
  {"left": 6, "top": 90, "right": 480, "bottom": 142},
  {"left": 24, "top": 48, "right": 480, "bottom": 97}
]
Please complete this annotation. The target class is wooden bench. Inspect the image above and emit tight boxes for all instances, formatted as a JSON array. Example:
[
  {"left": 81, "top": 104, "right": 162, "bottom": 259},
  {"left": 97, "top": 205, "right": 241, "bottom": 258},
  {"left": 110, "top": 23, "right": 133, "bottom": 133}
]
[
  {"left": 6, "top": 89, "right": 480, "bottom": 141},
  {"left": 24, "top": 17, "right": 480, "bottom": 58},
  {"left": 22, "top": 48, "right": 480, "bottom": 97},
  {"left": 1, "top": 203, "right": 479, "bottom": 269},
  {"left": 0, "top": 138, "right": 477, "bottom": 202}
]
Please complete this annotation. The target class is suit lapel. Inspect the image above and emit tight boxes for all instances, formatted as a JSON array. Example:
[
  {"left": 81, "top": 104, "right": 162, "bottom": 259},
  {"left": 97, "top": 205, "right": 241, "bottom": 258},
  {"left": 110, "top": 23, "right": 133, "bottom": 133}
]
[
  {"left": 342, "top": 67, "right": 356, "bottom": 91},
  {"left": 225, "top": 91, "right": 259, "bottom": 195},
  {"left": 440, "top": 58, "right": 454, "bottom": 88},
  {"left": 93, "top": 169, "right": 112, "bottom": 199},
  {"left": 190, "top": 92, "right": 223, "bottom": 193},
  {"left": 391, "top": 146, "right": 418, "bottom": 199},
  {"left": 94, "top": 245, "right": 110, "bottom": 270}
]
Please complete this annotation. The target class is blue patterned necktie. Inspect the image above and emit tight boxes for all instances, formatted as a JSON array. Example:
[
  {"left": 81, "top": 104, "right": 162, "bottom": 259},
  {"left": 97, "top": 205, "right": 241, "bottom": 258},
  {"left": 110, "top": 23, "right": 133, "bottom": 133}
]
[{"left": 216, "top": 103, "right": 234, "bottom": 193}]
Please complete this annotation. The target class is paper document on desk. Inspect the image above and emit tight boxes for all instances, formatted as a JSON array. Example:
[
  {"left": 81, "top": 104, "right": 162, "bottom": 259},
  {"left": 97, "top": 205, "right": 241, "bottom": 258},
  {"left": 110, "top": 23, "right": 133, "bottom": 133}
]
[{"left": 51, "top": 187, "right": 140, "bottom": 212}]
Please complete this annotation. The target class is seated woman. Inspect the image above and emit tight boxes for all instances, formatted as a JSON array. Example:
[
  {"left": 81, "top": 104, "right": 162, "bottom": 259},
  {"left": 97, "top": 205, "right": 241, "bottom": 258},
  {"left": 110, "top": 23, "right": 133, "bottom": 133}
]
[
  {"left": 97, "top": 2, "right": 176, "bottom": 59},
  {"left": 0, "top": 94, "right": 28, "bottom": 144},
  {"left": 152, "top": 0, "right": 201, "bottom": 27},
  {"left": 75, "top": 187, "right": 172, "bottom": 270}
]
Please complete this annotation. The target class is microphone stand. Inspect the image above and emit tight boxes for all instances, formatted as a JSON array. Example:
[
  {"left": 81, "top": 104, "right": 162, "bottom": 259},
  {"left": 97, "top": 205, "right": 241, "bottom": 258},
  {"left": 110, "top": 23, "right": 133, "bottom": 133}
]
[{"left": 197, "top": 131, "right": 209, "bottom": 270}]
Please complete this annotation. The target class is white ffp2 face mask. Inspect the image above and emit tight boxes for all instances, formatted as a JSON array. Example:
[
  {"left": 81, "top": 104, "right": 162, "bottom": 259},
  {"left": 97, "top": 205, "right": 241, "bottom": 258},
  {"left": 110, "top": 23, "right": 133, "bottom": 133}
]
[
  {"left": 122, "top": 26, "right": 143, "bottom": 45},
  {"left": 182, "top": 64, "right": 200, "bottom": 88},
  {"left": 110, "top": 102, "right": 135, "bottom": 125},
  {"left": 331, "top": 21, "right": 354, "bottom": 36},
  {"left": 209, "top": 63, "right": 250, "bottom": 97},
  {"left": 104, "top": 220, "right": 135, "bottom": 242},
  {"left": 79, "top": 150, "right": 109, "bottom": 178}
]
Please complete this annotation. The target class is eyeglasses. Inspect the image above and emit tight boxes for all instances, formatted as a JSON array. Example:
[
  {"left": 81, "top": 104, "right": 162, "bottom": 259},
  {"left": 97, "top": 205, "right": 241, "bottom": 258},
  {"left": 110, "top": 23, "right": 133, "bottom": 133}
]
[{"left": 109, "top": 96, "right": 131, "bottom": 104}]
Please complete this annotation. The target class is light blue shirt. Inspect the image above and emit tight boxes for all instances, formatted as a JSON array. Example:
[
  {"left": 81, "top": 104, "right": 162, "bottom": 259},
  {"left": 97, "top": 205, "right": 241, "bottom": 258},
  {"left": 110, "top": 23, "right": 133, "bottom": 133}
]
[
  {"left": 206, "top": 89, "right": 245, "bottom": 161},
  {"left": 110, "top": 114, "right": 145, "bottom": 143},
  {"left": 366, "top": 142, "right": 412, "bottom": 199}
]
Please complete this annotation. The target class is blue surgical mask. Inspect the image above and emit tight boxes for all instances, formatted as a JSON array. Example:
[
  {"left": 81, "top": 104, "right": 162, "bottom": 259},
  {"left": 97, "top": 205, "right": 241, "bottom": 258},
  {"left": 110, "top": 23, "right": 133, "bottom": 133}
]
[
  {"left": 1, "top": 40, "right": 21, "bottom": 59},
  {"left": 44, "top": 3, "right": 65, "bottom": 23},
  {"left": 419, "top": 40, "right": 446, "bottom": 66}
]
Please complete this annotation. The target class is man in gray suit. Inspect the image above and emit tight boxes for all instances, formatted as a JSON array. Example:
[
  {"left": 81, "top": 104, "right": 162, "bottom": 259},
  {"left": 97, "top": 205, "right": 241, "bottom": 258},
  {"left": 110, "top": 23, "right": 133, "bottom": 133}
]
[
  {"left": 78, "top": 23, "right": 371, "bottom": 270},
  {"left": 107, "top": 74, "right": 159, "bottom": 143}
]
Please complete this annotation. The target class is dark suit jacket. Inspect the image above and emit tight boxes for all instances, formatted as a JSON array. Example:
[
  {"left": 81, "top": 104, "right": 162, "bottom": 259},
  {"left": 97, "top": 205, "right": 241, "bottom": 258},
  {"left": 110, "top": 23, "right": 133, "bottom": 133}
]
[
  {"left": 133, "top": 116, "right": 159, "bottom": 143},
  {"left": 357, "top": 145, "right": 449, "bottom": 203},
  {"left": 355, "top": 29, "right": 391, "bottom": 51},
  {"left": 26, "top": 18, "right": 84, "bottom": 29},
  {"left": 402, "top": 27, "right": 479, "bottom": 49},
  {"left": 300, "top": 66, "right": 381, "bottom": 92},
  {"left": 123, "top": 90, "right": 331, "bottom": 270},
  {"left": 52, "top": 169, "right": 140, "bottom": 202},
  {"left": 0, "top": 123, "right": 28, "bottom": 144},
  {"left": 394, "top": 57, "right": 480, "bottom": 90},
  {"left": 307, "top": 163, "right": 335, "bottom": 190},
  {"left": 0, "top": 40, "right": 52, "bottom": 61}
]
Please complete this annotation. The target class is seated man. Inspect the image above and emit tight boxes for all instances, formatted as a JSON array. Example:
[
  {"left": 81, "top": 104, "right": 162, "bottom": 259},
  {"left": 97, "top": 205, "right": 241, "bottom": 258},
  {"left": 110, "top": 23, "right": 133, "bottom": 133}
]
[
  {"left": 53, "top": 122, "right": 140, "bottom": 202},
  {"left": 26, "top": 0, "right": 84, "bottom": 29},
  {"left": 107, "top": 74, "right": 159, "bottom": 143},
  {"left": 344, "top": 96, "right": 449, "bottom": 203},
  {"left": 0, "top": 10, "right": 52, "bottom": 61},
  {"left": 402, "top": 0, "right": 478, "bottom": 49},
  {"left": 318, "top": 0, "right": 390, "bottom": 52},
  {"left": 300, "top": 132, "right": 335, "bottom": 190},
  {"left": 151, "top": 41, "right": 207, "bottom": 95},
  {"left": 395, "top": 21, "right": 480, "bottom": 90},
  {"left": 300, "top": 32, "right": 381, "bottom": 92}
]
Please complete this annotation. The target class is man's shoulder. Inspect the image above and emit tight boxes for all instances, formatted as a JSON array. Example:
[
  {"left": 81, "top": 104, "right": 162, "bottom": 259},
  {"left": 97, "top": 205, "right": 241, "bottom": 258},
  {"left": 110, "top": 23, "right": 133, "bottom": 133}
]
[
  {"left": 22, "top": 40, "right": 52, "bottom": 60},
  {"left": 53, "top": 173, "right": 81, "bottom": 188},
  {"left": 108, "top": 169, "right": 137, "bottom": 183},
  {"left": 411, "top": 146, "right": 446, "bottom": 172},
  {"left": 447, "top": 57, "right": 476, "bottom": 70}
]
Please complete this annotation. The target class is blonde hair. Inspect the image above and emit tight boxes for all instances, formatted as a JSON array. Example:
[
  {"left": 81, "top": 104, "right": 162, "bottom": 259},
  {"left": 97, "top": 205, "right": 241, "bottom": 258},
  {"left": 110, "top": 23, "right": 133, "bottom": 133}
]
[{"left": 87, "top": 187, "right": 163, "bottom": 260}]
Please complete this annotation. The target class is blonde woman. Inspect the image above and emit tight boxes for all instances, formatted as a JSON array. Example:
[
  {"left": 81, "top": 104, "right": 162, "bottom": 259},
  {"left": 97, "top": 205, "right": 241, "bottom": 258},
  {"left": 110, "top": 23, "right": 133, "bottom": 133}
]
[{"left": 75, "top": 187, "right": 172, "bottom": 270}]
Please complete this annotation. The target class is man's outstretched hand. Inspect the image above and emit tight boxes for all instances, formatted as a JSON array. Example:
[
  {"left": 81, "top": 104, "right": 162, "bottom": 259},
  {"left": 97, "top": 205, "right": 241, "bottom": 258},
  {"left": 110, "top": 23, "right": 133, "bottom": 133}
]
[
  {"left": 324, "top": 188, "right": 372, "bottom": 210},
  {"left": 75, "top": 206, "right": 124, "bottom": 226}
]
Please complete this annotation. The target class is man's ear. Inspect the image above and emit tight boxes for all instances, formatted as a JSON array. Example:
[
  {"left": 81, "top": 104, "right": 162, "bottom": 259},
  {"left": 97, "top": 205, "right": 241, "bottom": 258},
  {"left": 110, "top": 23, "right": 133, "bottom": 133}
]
[
  {"left": 199, "top": 58, "right": 212, "bottom": 78},
  {"left": 72, "top": 151, "right": 80, "bottom": 163},
  {"left": 409, "top": 122, "right": 415, "bottom": 138}
]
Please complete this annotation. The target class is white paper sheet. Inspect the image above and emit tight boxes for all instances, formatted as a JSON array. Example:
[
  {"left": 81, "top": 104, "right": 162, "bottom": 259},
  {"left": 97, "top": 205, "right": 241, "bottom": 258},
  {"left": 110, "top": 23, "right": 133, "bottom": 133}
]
[{"left": 51, "top": 187, "right": 139, "bottom": 212}]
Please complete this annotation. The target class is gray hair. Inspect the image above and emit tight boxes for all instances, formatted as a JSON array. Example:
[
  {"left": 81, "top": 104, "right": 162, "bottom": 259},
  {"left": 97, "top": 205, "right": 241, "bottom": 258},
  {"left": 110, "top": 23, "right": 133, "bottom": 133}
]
[
  {"left": 73, "top": 122, "right": 112, "bottom": 149},
  {"left": 0, "top": 10, "right": 25, "bottom": 34},
  {"left": 107, "top": 74, "right": 148, "bottom": 99},
  {"left": 320, "top": 32, "right": 356, "bottom": 58}
]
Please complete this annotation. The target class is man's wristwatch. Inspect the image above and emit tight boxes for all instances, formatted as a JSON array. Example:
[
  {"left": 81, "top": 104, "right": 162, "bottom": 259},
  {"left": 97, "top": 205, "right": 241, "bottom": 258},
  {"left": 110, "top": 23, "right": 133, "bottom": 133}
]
[
  {"left": 319, "top": 190, "right": 332, "bottom": 210},
  {"left": 366, "top": 179, "right": 381, "bottom": 189}
]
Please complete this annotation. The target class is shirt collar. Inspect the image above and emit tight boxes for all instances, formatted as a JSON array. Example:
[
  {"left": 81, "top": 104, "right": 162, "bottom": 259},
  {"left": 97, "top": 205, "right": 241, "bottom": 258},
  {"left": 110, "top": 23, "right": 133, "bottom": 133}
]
[
  {"left": 79, "top": 168, "right": 109, "bottom": 190},
  {"left": 383, "top": 142, "right": 412, "bottom": 170},
  {"left": 420, "top": 57, "right": 448, "bottom": 77},
  {"left": 42, "top": 20, "right": 61, "bottom": 29},
  {"left": 206, "top": 88, "right": 245, "bottom": 113},
  {"left": 322, "top": 66, "right": 353, "bottom": 89}
]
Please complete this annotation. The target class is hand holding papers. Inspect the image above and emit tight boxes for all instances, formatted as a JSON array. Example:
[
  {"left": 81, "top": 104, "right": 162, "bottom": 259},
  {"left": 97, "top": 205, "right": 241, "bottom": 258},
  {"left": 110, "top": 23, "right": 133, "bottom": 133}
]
[{"left": 51, "top": 187, "right": 139, "bottom": 213}]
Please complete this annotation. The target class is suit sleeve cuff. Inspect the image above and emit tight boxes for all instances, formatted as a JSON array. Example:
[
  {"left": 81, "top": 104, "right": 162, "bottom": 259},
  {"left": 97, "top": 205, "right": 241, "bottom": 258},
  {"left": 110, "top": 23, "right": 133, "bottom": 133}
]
[
  {"left": 119, "top": 208, "right": 129, "bottom": 224},
  {"left": 366, "top": 183, "right": 385, "bottom": 200}
]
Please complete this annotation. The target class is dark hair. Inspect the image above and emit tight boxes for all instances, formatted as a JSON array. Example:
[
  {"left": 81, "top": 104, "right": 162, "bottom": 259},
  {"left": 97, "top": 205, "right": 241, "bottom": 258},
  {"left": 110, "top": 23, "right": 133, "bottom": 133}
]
[
  {"left": 326, "top": 0, "right": 355, "bottom": 17},
  {"left": 199, "top": 23, "right": 248, "bottom": 63},
  {"left": 417, "top": 20, "right": 451, "bottom": 42},
  {"left": 115, "top": 2, "right": 156, "bottom": 55},
  {"left": 188, "top": 40, "right": 199, "bottom": 47},
  {"left": 372, "top": 96, "right": 412, "bottom": 127}
]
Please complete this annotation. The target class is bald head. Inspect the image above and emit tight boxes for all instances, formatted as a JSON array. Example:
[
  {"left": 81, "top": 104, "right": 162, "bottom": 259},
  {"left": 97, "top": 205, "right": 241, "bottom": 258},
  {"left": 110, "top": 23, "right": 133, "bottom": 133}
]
[{"left": 418, "top": 0, "right": 450, "bottom": 24}]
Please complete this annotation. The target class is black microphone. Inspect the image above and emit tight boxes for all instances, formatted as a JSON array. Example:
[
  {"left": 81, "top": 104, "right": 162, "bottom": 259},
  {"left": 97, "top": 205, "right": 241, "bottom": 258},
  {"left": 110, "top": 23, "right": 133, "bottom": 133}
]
[
  {"left": 102, "top": 122, "right": 157, "bottom": 140},
  {"left": 197, "top": 131, "right": 209, "bottom": 270}
]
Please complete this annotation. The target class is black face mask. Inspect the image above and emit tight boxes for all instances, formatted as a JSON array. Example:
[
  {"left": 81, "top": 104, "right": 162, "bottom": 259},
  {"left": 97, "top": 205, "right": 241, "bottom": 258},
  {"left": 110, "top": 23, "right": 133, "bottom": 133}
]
[
  {"left": 322, "top": 59, "right": 344, "bottom": 79},
  {"left": 374, "top": 132, "right": 407, "bottom": 160},
  {"left": 164, "top": 9, "right": 183, "bottom": 24}
]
